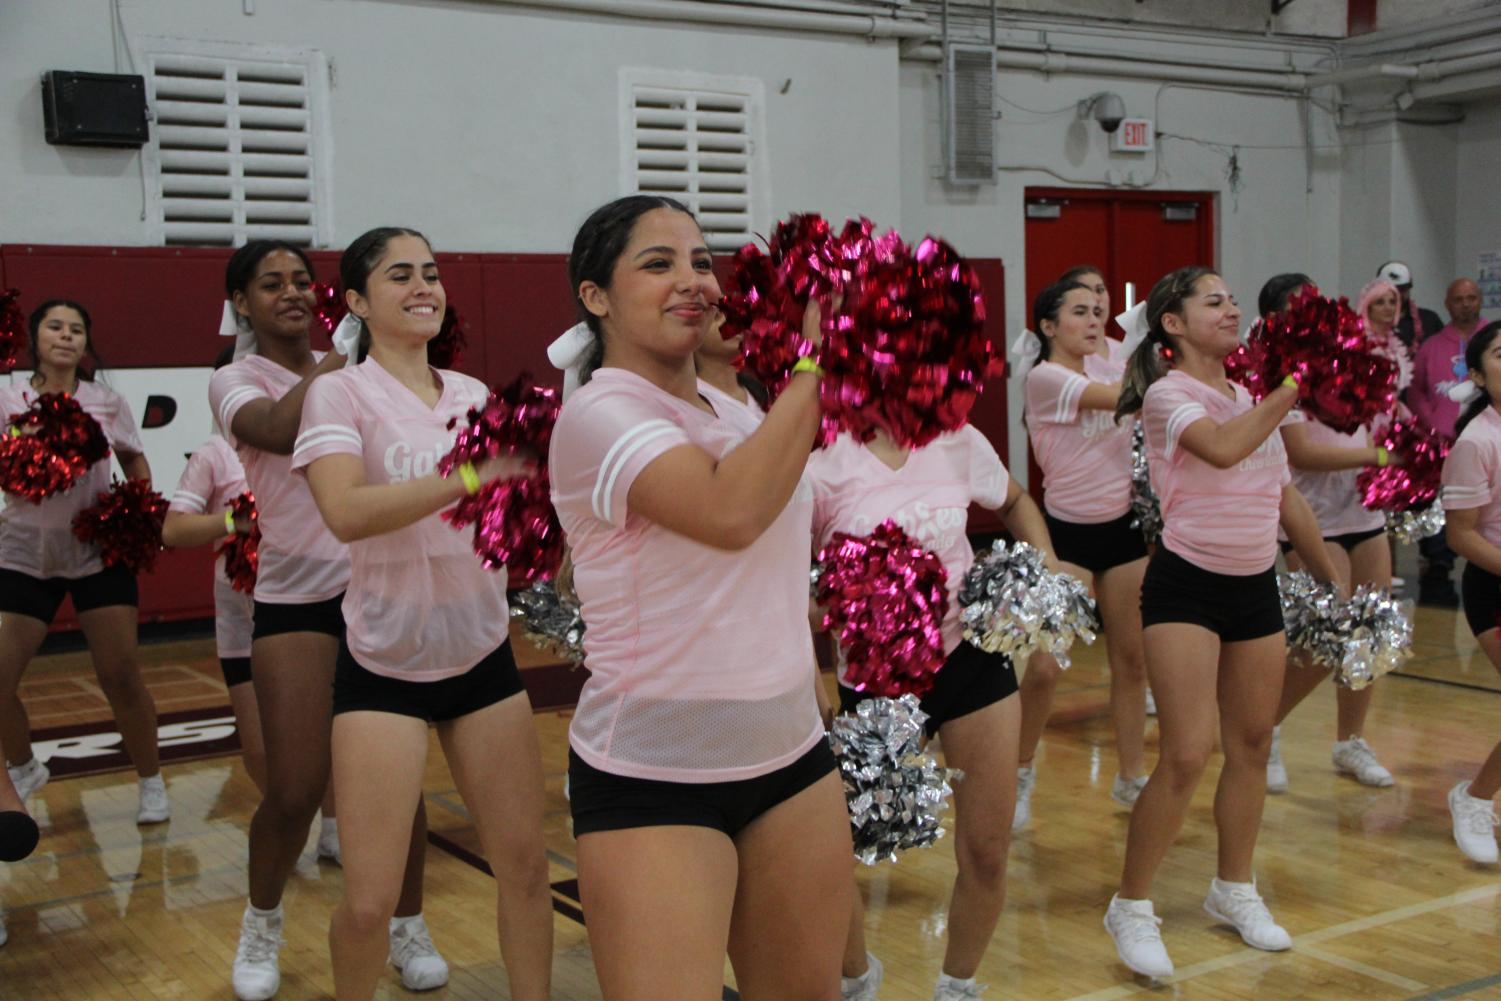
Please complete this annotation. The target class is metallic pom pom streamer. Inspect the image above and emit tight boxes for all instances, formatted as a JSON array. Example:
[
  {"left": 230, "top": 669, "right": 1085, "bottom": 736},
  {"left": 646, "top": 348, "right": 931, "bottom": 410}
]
[
  {"left": 1129, "top": 420, "right": 1162, "bottom": 546},
  {"left": 71, "top": 478, "right": 168, "bottom": 573},
  {"left": 509, "top": 580, "right": 585, "bottom": 666},
  {"left": 428, "top": 304, "right": 468, "bottom": 370},
  {"left": 1357, "top": 420, "right": 1449, "bottom": 541},
  {"left": 828, "top": 694, "right": 959, "bottom": 865},
  {"left": 0, "top": 288, "right": 24, "bottom": 374},
  {"left": 959, "top": 540, "right": 1098, "bottom": 667},
  {"left": 310, "top": 281, "right": 346, "bottom": 340},
  {"left": 1384, "top": 505, "right": 1445, "bottom": 544},
  {"left": 1278, "top": 571, "right": 1412, "bottom": 690},
  {"left": 216, "top": 491, "right": 260, "bottom": 593},
  {"left": 0, "top": 392, "right": 111, "bottom": 502}
]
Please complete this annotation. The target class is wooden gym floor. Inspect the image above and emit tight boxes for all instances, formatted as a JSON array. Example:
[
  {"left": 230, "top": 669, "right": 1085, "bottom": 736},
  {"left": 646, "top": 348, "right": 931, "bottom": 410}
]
[{"left": 2, "top": 586, "right": 1500, "bottom": 1000}]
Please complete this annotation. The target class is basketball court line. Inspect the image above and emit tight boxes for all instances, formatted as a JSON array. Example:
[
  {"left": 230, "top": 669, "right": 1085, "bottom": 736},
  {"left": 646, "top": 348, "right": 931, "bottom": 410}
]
[{"left": 1405, "top": 971, "right": 1501, "bottom": 1000}]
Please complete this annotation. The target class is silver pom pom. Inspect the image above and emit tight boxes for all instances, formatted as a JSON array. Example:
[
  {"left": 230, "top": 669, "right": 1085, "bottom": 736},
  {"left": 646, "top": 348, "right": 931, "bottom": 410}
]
[
  {"left": 1278, "top": 571, "right": 1412, "bottom": 690},
  {"left": 509, "top": 580, "right": 585, "bottom": 666},
  {"left": 1384, "top": 505, "right": 1445, "bottom": 544},
  {"left": 959, "top": 540, "right": 1098, "bottom": 667},
  {"left": 829, "top": 694, "right": 958, "bottom": 865},
  {"left": 1130, "top": 420, "right": 1163, "bottom": 546}
]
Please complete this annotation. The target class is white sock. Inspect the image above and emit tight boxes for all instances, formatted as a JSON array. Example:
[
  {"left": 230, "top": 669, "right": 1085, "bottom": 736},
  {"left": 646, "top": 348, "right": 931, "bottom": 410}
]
[
  {"left": 248, "top": 902, "right": 282, "bottom": 922},
  {"left": 139, "top": 774, "right": 164, "bottom": 790},
  {"left": 1212, "top": 877, "right": 1254, "bottom": 892},
  {"left": 937, "top": 972, "right": 976, "bottom": 989},
  {"left": 390, "top": 913, "right": 424, "bottom": 932},
  {"left": 320, "top": 816, "right": 338, "bottom": 839}
]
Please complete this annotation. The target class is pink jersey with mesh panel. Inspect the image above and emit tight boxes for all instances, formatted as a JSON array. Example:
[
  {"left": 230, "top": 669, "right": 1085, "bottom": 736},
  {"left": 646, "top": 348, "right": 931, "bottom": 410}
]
[
  {"left": 1442, "top": 406, "right": 1501, "bottom": 550},
  {"left": 0, "top": 381, "right": 145, "bottom": 579},
  {"left": 210, "top": 354, "right": 349, "bottom": 603},
  {"left": 1284, "top": 412, "right": 1385, "bottom": 538},
  {"left": 169, "top": 435, "right": 253, "bottom": 659},
  {"left": 1024, "top": 360, "right": 1132, "bottom": 523},
  {"left": 550, "top": 368, "right": 822, "bottom": 783},
  {"left": 291, "top": 359, "right": 510, "bottom": 682}
]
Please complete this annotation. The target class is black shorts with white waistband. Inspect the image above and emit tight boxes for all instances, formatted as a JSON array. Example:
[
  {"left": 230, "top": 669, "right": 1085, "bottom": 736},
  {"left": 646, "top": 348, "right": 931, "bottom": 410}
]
[
  {"left": 568, "top": 739, "right": 837, "bottom": 839},
  {"left": 1045, "top": 510, "right": 1150, "bottom": 575},
  {"left": 1461, "top": 562, "right": 1501, "bottom": 637},
  {"left": 1277, "top": 524, "right": 1385, "bottom": 556},
  {"left": 251, "top": 592, "right": 346, "bottom": 641},
  {"left": 0, "top": 565, "right": 137, "bottom": 624},
  {"left": 1139, "top": 546, "right": 1284, "bottom": 643},
  {"left": 332, "top": 640, "right": 525, "bottom": 722},
  {"left": 838, "top": 639, "right": 1018, "bottom": 738}
]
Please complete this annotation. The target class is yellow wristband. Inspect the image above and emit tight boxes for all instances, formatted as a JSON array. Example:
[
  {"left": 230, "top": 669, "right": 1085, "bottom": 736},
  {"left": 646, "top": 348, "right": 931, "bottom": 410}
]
[
  {"left": 1376, "top": 446, "right": 1390, "bottom": 468},
  {"left": 458, "top": 462, "right": 481, "bottom": 496},
  {"left": 792, "top": 356, "right": 824, "bottom": 379},
  {"left": 1281, "top": 374, "right": 1300, "bottom": 389},
  {"left": 224, "top": 509, "right": 237, "bottom": 535}
]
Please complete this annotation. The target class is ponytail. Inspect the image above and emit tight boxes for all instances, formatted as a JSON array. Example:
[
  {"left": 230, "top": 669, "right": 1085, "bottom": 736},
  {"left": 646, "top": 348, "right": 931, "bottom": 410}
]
[
  {"left": 1455, "top": 320, "right": 1501, "bottom": 437},
  {"left": 1114, "top": 265, "right": 1218, "bottom": 422}
]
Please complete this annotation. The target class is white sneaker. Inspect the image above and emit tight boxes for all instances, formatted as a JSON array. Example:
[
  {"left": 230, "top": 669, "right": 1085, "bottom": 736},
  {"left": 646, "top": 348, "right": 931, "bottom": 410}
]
[
  {"left": 7, "top": 759, "right": 48, "bottom": 802},
  {"left": 1144, "top": 688, "right": 1157, "bottom": 716},
  {"left": 1103, "top": 895, "right": 1173, "bottom": 978},
  {"left": 1449, "top": 781, "right": 1500, "bottom": 864},
  {"left": 232, "top": 904, "right": 283, "bottom": 1001},
  {"left": 933, "top": 972, "right": 985, "bottom": 999},
  {"left": 1111, "top": 774, "right": 1148, "bottom": 808},
  {"left": 1332, "top": 737, "right": 1394, "bottom": 788},
  {"left": 841, "top": 952, "right": 883, "bottom": 1001},
  {"left": 1203, "top": 878, "right": 1291, "bottom": 951},
  {"left": 1012, "top": 764, "right": 1036, "bottom": 832},
  {"left": 389, "top": 914, "right": 449, "bottom": 991},
  {"left": 137, "top": 774, "right": 170, "bottom": 825},
  {"left": 1266, "top": 726, "right": 1288, "bottom": 794},
  {"left": 315, "top": 817, "right": 341, "bottom": 865}
]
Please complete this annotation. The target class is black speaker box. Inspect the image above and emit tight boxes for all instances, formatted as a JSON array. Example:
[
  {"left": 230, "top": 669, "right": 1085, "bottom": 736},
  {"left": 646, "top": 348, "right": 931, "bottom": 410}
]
[{"left": 42, "top": 70, "right": 149, "bottom": 148}]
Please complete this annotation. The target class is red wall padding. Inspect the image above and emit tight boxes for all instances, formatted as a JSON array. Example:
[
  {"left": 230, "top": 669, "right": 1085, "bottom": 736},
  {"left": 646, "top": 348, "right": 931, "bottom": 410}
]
[{"left": 2, "top": 244, "right": 1005, "bottom": 629}]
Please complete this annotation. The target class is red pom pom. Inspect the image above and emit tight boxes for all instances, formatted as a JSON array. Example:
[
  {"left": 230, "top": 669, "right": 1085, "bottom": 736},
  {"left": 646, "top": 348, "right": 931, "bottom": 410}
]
[
  {"left": 0, "top": 289, "right": 24, "bottom": 375},
  {"left": 310, "top": 281, "right": 346, "bottom": 341},
  {"left": 428, "top": 305, "right": 468, "bottom": 370},
  {"left": 721, "top": 215, "right": 991, "bottom": 447},
  {"left": 1357, "top": 419, "right": 1450, "bottom": 512},
  {"left": 72, "top": 478, "right": 168, "bottom": 573},
  {"left": 215, "top": 491, "right": 260, "bottom": 592},
  {"left": 815, "top": 520, "right": 949, "bottom": 699},
  {"left": 0, "top": 393, "right": 111, "bottom": 501},
  {"left": 1225, "top": 288, "right": 1397, "bottom": 435},
  {"left": 439, "top": 375, "right": 563, "bottom": 581}
]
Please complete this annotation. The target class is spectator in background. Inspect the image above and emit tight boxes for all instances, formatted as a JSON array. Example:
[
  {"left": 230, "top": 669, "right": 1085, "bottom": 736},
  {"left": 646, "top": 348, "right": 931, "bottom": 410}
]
[{"left": 1378, "top": 261, "right": 1444, "bottom": 349}]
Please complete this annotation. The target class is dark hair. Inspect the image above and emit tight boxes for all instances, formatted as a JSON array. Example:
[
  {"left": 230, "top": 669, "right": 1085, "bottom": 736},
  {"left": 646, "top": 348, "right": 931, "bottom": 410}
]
[
  {"left": 1029, "top": 280, "right": 1092, "bottom": 366},
  {"left": 340, "top": 227, "right": 431, "bottom": 358},
  {"left": 1115, "top": 266, "right": 1219, "bottom": 421},
  {"left": 1257, "top": 272, "right": 1312, "bottom": 320},
  {"left": 212, "top": 342, "right": 237, "bottom": 370},
  {"left": 1058, "top": 264, "right": 1105, "bottom": 286},
  {"left": 1456, "top": 320, "right": 1501, "bottom": 436},
  {"left": 28, "top": 299, "right": 100, "bottom": 382},
  {"left": 568, "top": 195, "right": 697, "bottom": 384},
  {"left": 224, "top": 240, "right": 315, "bottom": 298}
]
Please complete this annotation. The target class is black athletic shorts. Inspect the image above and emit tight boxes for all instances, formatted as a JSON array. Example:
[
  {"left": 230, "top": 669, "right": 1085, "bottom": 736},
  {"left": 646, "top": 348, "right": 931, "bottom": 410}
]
[
  {"left": 219, "top": 656, "right": 252, "bottom": 688},
  {"left": 0, "top": 565, "right": 137, "bottom": 623},
  {"left": 332, "top": 640, "right": 525, "bottom": 723},
  {"left": 1278, "top": 525, "right": 1385, "bottom": 556},
  {"left": 1045, "top": 511, "right": 1150, "bottom": 575},
  {"left": 1461, "top": 562, "right": 1501, "bottom": 637},
  {"left": 568, "top": 739, "right": 837, "bottom": 838},
  {"left": 1140, "top": 546, "right": 1284, "bottom": 643},
  {"left": 251, "top": 592, "right": 345, "bottom": 641},
  {"left": 838, "top": 640, "right": 1019, "bottom": 737}
]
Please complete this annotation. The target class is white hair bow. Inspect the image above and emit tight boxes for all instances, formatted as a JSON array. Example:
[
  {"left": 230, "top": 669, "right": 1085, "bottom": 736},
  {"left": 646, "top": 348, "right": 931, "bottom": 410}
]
[
  {"left": 548, "top": 322, "right": 594, "bottom": 400},
  {"left": 218, "top": 301, "right": 259, "bottom": 361},
  {"left": 1449, "top": 379, "right": 1482, "bottom": 404},
  {"left": 1116, "top": 302, "right": 1150, "bottom": 357},
  {"left": 1010, "top": 328, "right": 1043, "bottom": 371},
  {"left": 331, "top": 312, "right": 362, "bottom": 368}
]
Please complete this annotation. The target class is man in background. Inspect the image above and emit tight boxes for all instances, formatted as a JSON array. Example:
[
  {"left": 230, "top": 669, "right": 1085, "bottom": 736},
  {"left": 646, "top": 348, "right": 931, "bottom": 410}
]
[{"left": 1378, "top": 260, "right": 1444, "bottom": 348}]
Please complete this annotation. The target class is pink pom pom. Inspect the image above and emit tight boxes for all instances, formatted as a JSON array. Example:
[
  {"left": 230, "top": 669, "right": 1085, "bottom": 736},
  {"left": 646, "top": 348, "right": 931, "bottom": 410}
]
[
  {"left": 72, "top": 478, "right": 168, "bottom": 573},
  {"left": 815, "top": 520, "right": 949, "bottom": 699},
  {"left": 1357, "top": 420, "right": 1450, "bottom": 512},
  {"left": 428, "top": 305, "right": 468, "bottom": 370},
  {"left": 0, "top": 289, "right": 24, "bottom": 375}
]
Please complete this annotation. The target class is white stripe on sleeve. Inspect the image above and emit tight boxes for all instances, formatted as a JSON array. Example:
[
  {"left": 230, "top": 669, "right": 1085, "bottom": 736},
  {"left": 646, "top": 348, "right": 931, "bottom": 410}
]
[
  {"left": 171, "top": 489, "right": 209, "bottom": 512},
  {"left": 1163, "top": 403, "right": 1208, "bottom": 459},
  {"left": 591, "top": 419, "right": 681, "bottom": 524}
]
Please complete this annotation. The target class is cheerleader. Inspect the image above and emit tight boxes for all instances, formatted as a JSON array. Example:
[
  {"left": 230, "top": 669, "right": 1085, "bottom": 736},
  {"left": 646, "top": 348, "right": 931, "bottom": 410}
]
[
  {"left": 810, "top": 424, "right": 1047, "bottom": 1001},
  {"left": 1261, "top": 275, "right": 1400, "bottom": 793},
  {"left": 0, "top": 300, "right": 167, "bottom": 824},
  {"left": 1022, "top": 280, "right": 1150, "bottom": 809},
  {"left": 550, "top": 195, "right": 851, "bottom": 1000},
  {"left": 1441, "top": 319, "right": 1501, "bottom": 865},
  {"left": 208, "top": 242, "right": 442, "bottom": 1000},
  {"left": 294, "top": 228, "right": 552, "bottom": 1000},
  {"left": 695, "top": 311, "right": 768, "bottom": 415},
  {"left": 1103, "top": 267, "right": 1340, "bottom": 978}
]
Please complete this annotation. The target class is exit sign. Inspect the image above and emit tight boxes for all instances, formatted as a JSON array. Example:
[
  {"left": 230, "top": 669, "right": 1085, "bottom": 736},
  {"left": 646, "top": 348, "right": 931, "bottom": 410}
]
[{"left": 1110, "top": 118, "right": 1155, "bottom": 153}]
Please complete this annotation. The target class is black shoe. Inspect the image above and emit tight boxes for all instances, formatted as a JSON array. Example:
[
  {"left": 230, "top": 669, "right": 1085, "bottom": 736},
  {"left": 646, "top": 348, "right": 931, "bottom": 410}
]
[
  {"left": 0, "top": 811, "right": 39, "bottom": 862},
  {"left": 1419, "top": 578, "right": 1459, "bottom": 608}
]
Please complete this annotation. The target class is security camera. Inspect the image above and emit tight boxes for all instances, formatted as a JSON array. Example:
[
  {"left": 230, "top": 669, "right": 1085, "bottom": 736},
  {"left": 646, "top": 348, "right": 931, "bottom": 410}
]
[{"left": 1079, "top": 92, "right": 1127, "bottom": 133}]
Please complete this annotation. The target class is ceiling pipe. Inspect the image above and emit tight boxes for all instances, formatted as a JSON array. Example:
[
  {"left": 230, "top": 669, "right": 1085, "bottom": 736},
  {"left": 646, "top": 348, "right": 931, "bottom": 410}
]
[
  {"left": 477, "top": 0, "right": 937, "bottom": 39},
  {"left": 905, "top": 42, "right": 1308, "bottom": 91},
  {"left": 1304, "top": 62, "right": 1419, "bottom": 88}
]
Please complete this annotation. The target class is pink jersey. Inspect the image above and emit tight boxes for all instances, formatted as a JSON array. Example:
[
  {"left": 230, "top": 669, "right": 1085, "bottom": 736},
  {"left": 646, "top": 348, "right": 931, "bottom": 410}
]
[
  {"left": 0, "top": 381, "right": 144, "bottom": 579},
  {"left": 550, "top": 368, "right": 822, "bottom": 783},
  {"left": 1143, "top": 371, "right": 1292, "bottom": 575},
  {"left": 168, "top": 436, "right": 253, "bottom": 659},
  {"left": 697, "top": 378, "right": 764, "bottom": 425},
  {"left": 210, "top": 354, "right": 349, "bottom": 603},
  {"left": 291, "top": 360, "right": 510, "bottom": 682},
  {"left": 1285, "top": 413, "right": 1385, "bottom": 537},
  {"left": 1442, "top": 406, "right": 1501, "bottom": 550},
  {"left": 1024, "top": 360, "right": 1131, "bottom": 523},
  {"left": 806, "top": 428, "right": 1008, "bottom": 670}
]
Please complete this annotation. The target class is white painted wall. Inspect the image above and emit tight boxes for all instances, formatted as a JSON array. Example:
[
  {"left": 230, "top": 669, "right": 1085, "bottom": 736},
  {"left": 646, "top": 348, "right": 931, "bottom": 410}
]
[{"left": 1455, "top": 100, "right": 1501, "bottom": 291}]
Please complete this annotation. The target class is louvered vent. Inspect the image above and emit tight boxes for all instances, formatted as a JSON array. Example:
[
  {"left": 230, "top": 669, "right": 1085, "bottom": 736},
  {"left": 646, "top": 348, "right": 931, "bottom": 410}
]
[
  {"left": 629, "top": 83, "right": 759, "bottom": 252},
  {"left": 945, "top": 44, "right": 996, "bottom": 185},
  {"left": 143, "top": 49, "right": 326, "bottom": 246}
]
